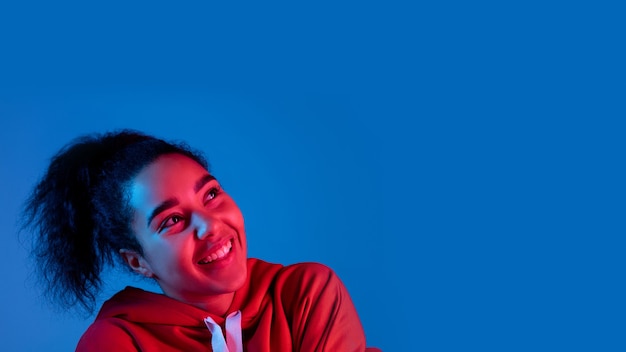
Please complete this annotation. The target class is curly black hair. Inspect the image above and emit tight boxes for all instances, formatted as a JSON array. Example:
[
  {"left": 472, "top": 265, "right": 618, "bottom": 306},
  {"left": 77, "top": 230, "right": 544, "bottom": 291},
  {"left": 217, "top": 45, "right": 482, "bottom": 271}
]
[{"left": 20, "top": 129, "right": 208, "bottom": 313}]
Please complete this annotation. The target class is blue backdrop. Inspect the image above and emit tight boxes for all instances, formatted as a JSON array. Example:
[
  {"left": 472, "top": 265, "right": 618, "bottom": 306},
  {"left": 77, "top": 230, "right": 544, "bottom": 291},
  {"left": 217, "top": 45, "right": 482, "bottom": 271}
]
[{"left": 1, "top": 1, "right": 624, "bottom": 351}]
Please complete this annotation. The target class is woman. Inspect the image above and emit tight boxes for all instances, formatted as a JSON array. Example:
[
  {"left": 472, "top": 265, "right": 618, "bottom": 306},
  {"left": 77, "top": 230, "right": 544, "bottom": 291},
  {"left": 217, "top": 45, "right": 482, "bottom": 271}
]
[{"left": 21, "top": 130, "right": 380, "bottom": 351}]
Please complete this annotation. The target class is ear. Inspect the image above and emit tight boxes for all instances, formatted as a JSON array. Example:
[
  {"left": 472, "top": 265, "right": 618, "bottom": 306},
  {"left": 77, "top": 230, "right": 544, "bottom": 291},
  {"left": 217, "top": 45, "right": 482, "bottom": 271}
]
[{"left": 119, "top": 249, "right": 155, "bottom": 278}]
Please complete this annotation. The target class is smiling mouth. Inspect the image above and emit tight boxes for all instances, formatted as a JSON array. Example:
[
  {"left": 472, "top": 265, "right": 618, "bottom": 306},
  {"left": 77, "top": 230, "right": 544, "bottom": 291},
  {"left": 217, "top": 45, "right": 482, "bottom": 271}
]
[{"left": 198, "top": 240, "right": 233, "bottom": 264}]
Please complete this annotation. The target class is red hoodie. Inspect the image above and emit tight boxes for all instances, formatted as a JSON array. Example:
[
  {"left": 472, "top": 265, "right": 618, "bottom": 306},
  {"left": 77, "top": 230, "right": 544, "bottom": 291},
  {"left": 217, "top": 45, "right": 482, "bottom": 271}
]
[{"left": 76, "top": 258, "right": 380, "bottom": 351}]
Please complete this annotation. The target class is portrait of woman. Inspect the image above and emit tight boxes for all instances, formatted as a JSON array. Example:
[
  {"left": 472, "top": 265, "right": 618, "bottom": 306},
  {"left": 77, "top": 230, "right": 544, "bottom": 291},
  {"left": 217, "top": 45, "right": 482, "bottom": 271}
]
[{"left": 20, "top": 129, "right": 381, "bottom": 351}]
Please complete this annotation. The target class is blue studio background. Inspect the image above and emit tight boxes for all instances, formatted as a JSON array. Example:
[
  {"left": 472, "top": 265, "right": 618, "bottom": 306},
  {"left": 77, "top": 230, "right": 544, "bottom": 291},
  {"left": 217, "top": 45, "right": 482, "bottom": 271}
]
[{"left": 1, "top": 1, "right": 624, "bottom": 351}]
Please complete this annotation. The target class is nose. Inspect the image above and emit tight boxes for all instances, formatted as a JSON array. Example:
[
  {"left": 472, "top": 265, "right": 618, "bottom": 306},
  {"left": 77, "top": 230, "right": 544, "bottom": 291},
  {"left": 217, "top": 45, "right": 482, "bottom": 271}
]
[{"left": 191, "top": 212, "right": 220, "bottom": 240}]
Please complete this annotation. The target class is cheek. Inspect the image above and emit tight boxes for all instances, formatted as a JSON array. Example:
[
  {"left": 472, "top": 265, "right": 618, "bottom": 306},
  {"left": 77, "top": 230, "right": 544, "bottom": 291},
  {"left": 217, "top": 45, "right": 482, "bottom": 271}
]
[
  {"left": 235, "top": 208, "right": 245, "bottom": 226},
  {"left": 230, "top": 201, "right": 245, "bottom": 223},
  {"left": 221, "top": 199, "right": 245, "bottom": 227},
  {"left": 144, "top": 240, "right": 187, "bottom": 267},
  {"left": 230, "top": 210, "right": 246, "bottom": 233}
]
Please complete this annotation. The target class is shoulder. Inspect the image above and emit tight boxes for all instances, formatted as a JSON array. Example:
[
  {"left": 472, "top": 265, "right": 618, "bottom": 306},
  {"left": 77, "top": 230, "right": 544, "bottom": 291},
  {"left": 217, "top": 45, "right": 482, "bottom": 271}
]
[
  {"left": 76, "top": 318, "right": 137, "bottom": 352},
  {"left": 250, "top": 259, "right": 336, "bottom": 285},
  {"left": 277, "top": 262, "right": 344, "bottom": 299},
  {"left": 282, "top": 262, "right": 336, "bottom": 280},
  {"left": 246, "top": 259, "right": 346, "bottom": 303}
]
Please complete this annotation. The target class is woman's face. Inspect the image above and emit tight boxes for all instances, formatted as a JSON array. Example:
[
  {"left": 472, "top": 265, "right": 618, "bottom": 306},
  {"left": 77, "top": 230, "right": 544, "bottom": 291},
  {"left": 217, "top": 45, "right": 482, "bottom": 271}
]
[{"left": 125, "top": 153, "right": 248, "bottom": 306}]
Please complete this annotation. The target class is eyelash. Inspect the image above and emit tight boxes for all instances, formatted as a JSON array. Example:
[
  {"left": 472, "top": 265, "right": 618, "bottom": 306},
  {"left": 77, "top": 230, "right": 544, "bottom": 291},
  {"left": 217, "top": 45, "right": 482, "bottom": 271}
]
[
  {"left": 204, "top": 186, "right": 221, "bottom": 204},
  {"left": 158, "top": 186, "right": 222, "bottom": 232},
  {"left": 158, "top": 215, "right": 184, "bottom": 232}
]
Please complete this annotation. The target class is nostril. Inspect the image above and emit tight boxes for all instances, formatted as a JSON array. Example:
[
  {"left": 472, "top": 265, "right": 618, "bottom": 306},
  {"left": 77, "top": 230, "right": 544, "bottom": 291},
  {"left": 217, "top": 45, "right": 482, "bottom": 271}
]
[
  {"left": 196, "top": 227, "right": 212, "bottom": 240},
  {"left": 191, "top": 213, "right": 211, "bottom": 240}
]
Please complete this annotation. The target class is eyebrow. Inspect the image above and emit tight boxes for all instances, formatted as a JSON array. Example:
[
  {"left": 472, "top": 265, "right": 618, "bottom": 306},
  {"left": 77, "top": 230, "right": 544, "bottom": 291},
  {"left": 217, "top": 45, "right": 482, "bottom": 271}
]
[
  {"left": 146, "top": 174, "right": 217, "bottom": 227},
  {"left": 147, "top": 198, "right": 179, "bottom": 227},
  {"left": 194, "top": 174, "right": 216, "bottom": 193}
]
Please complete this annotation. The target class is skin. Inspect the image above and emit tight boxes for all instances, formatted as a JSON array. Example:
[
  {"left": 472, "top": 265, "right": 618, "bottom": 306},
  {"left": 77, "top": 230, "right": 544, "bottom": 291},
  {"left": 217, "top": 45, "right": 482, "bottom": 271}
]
[{"left": 120, "top": 153, "right": 248, "bottom": 316}]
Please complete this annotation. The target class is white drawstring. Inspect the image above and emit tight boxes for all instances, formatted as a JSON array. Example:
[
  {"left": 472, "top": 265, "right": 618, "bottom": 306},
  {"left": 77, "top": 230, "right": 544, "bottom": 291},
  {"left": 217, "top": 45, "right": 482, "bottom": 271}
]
[{"left": 204, "top": 311, "right": 243, "bottom": 352}]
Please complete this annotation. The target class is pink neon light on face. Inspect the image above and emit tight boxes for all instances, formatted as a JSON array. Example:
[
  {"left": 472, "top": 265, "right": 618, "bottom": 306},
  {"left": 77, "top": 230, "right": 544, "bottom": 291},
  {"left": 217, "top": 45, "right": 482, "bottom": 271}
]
[{"left": 128, "top": 153, "right": 248, "bottom": 309}]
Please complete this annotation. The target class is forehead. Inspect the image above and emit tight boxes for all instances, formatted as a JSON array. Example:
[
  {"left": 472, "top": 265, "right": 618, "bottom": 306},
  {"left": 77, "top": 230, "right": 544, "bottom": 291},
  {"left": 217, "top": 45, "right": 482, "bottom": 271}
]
[{"left": 129, "top": 153, "right": 209, "bottom": 204}]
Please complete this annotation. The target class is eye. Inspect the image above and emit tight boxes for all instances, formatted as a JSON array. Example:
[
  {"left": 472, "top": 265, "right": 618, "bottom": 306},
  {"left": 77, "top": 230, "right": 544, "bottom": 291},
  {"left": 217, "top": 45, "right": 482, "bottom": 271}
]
[
  {"left": 159, "top": 215, "right": 185, "bottom": 232},
  {"left": 204, "top": 186, "right": 221, "bottom": 203}
]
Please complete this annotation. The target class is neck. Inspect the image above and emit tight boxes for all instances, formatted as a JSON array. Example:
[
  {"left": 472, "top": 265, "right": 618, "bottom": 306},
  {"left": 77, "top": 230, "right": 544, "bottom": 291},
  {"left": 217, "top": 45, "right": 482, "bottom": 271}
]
[
  {"left": 191, "top": 292, "right": 236, "bottom": 316},
  {"left": 161, "top": 288, "right": 236, "bottom": 317}
]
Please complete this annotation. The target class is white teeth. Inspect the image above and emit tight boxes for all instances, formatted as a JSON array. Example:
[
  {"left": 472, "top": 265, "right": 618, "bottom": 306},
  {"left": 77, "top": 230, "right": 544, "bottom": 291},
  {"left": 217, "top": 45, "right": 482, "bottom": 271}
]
[{"left": 200, "top": 241, "right": 233, "bottom": 264}]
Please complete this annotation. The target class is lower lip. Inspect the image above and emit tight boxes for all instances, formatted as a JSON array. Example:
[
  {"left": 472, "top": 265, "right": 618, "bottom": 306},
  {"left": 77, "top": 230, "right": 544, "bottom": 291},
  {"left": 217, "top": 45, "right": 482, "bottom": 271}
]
[{"left": 199, "top": 241, "right": 235, "bottom": 269}]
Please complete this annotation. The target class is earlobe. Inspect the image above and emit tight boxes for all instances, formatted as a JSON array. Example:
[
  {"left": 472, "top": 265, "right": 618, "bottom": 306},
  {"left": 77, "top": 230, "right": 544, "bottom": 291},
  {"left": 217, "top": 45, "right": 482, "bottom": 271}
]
[{"left": 119, "top": 249, "right": 154, "bottom": 278}]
